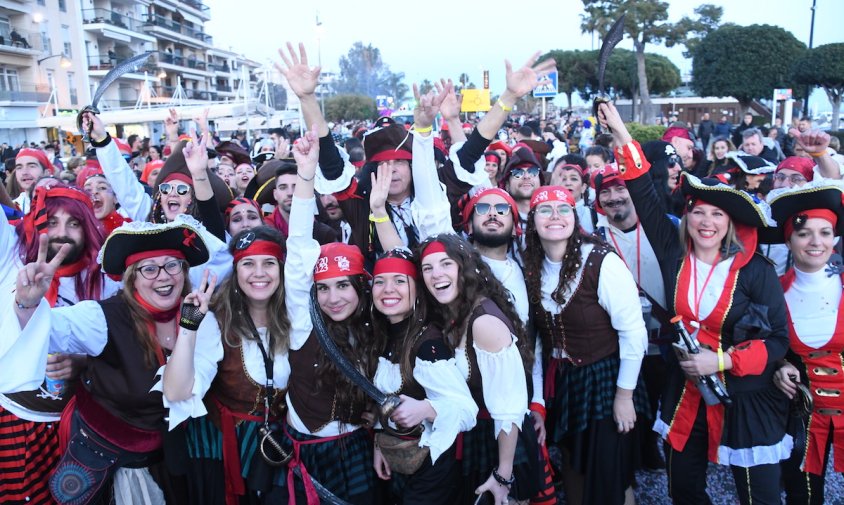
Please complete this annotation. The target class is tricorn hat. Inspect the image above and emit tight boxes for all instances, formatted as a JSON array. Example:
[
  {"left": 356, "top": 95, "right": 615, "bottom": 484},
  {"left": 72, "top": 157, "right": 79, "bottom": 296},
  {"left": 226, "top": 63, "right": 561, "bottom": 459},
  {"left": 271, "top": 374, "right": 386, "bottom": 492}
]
[
  {"left": 680, "top": 172, "right": 773, "bottom": 228},
  {"left": 363, "top": 117, "right": 412, "bottom": 163},
  {"left": 759, "top": 179, "right": 844, "bottom": 243}
]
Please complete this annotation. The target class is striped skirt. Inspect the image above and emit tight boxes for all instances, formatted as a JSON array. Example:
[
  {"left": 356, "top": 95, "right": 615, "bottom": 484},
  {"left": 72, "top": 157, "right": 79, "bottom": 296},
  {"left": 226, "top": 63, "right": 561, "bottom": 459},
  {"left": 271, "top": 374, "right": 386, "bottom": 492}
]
[{"left": 0, "top": 405, "right": 61, "bottom": 505}]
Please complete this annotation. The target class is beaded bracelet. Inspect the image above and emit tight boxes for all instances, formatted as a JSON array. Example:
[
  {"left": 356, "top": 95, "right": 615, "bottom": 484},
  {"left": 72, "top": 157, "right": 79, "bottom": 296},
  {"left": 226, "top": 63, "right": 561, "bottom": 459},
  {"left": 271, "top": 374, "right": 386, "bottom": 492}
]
[{"left": 492, "top": 467, "right": 515, "bottom": 488}]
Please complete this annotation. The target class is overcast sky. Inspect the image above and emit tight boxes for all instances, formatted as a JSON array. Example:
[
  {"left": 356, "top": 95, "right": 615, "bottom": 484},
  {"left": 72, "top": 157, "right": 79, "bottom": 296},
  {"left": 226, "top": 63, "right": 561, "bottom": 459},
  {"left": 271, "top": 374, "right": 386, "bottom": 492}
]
[{"left": 205, "top": 0, "right": 843, "bottom": 112}]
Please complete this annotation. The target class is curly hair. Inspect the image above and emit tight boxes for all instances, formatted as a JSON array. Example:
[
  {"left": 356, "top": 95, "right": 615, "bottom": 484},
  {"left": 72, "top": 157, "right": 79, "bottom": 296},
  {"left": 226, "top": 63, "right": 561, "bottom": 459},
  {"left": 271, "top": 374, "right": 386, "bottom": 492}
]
[
  {"left": 211, "top": 226, "right": 290, "bottom": 355},
  {"left": 314, "top": 274, "right": 384, "bottom": 419},
  {"left": 414, "top": 233, "right": 533, "bottom": 371},
  {"left": 523, "top": 207, "right": 604, "bottom": 307}
]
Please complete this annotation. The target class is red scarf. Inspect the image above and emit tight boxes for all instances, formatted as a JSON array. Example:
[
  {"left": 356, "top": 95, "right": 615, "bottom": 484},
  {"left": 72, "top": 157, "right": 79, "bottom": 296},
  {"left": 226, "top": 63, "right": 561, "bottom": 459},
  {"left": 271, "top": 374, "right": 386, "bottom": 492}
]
[
  {"left": 101, "top": 211, "right": 131, "bottom": 236},
  {"left": 132, "top": 290, "right": 180, "bottom": 322},
  {"left": 46, "top": 259, "right": 87, "bottom": 307},
  {"left": 269, "top": 207, "right": 289, "bottom": 237}
]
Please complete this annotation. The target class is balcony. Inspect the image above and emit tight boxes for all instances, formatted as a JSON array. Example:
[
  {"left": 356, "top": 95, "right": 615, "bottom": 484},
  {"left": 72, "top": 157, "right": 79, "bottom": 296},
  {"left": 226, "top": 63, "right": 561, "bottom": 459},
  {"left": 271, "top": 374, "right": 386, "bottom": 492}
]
[
  {"left": 145, "top": 14, "right": 212, "bottom": 46},
  {"left": 153, "top": 85, "right": 217, "bottom": 101},
  {"left": 207, "top": 62, "right": 230, "bottom": 73},
  {"left": 157, "top": 50, "right": 210, "bottom": 74},
  {"left": 0, "top": 85, "right": 51, "bottom": 104},
  {"left": 87, "top": 52, "right": 157, "bottom": 74},
  {"left": 0, "top": 27, "right": 44, "bottom": 56},
  {"left": 82, "top": 8, "right": 147, "bottom": 34},
  {"left": 215, "top": 84, "right": 231, "bottom": 92}
]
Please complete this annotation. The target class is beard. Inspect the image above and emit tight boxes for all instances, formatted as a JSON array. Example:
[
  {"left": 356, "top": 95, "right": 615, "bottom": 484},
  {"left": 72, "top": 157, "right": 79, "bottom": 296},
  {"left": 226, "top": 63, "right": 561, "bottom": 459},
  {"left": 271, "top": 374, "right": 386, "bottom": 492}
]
[
  {"left": 48, "top": 237, "right": 83, "bottom": 265},
  {"left": 473, "top": 225, "right": 513, "bottom": 248}
]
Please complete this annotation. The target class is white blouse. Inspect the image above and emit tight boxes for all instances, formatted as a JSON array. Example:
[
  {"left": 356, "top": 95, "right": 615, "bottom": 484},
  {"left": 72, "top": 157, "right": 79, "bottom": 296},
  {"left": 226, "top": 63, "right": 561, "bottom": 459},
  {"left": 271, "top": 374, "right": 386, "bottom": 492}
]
[
  {"left": 373, "top": 356, "right": 477, "bottom": 463},
  {"left": 785, "top": 267, "right": 842, "bottom": 349}
]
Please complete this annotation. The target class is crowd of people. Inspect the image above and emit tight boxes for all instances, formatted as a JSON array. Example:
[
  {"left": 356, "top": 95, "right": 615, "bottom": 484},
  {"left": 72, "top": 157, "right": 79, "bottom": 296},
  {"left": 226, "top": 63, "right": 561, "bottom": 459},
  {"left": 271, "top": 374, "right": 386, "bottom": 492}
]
[{"left": 1, "top": 41, "right": 844, "bottom": 505}]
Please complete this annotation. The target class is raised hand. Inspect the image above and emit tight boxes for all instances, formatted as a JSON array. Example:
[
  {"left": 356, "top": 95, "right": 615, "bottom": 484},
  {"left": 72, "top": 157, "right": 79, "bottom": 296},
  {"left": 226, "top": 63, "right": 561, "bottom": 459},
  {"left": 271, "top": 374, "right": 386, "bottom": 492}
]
[
  {"left": 436, "top": 79, "right": 462, "bottom": 122},
  {"left": 369, "top": 162, "right": 391, "bottom": 215},
  {"left": 164, "top": 108, "right": 179, "bottom": 139},
  {"left": 789, "top": 127, "right": 830, "bottom": 157},
  {"left": 413, "top": 82, "right": 450, "bottom": 130},
  {"left": 291, "top": 126, "right": 320, "bottom": 175},
  {"left": 504, "top": 51, "right": 556, "bottom": 99},
  {"left": 274, "top": 136, "right": 290, "bottom": 160},
  {"left": 183, "top": 269, "right": 216, "bottom": 315},
  {"left": 182, "top": 131, "right": 209, "bottom": 177},
  {"left": 16, "top": 234, "right": 71, "bottom": 308},
  {"left": 193, "top": 107, "right": 210, "bottom": 137},
  {"left": 276, "top": 42, "right": 321, "bottom": 98},
  {"left": 81, "top": 111, "right": 107, "bottom": 142}
]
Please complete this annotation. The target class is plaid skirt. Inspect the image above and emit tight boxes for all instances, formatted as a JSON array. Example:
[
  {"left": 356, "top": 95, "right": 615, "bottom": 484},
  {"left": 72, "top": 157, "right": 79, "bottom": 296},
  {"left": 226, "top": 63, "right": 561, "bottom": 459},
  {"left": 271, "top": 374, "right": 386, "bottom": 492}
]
[
  {"left": 460, "top": 414, "right": 543, "bottom": 501},
  {"left": 547, "top": 354, "right": 650, "bottom": 443},
  {"left": 0, "top": 405, "right": 61, "bottom": 505},
  {"left": 279, "top": 422, "right": 375, "bottom": 504}
]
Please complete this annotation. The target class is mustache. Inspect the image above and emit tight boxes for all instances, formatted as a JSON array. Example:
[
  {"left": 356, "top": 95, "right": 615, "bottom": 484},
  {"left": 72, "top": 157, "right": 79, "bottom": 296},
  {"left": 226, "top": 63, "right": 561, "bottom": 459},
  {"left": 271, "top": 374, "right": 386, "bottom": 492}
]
[
  {"left": 603, "top": 198, "right": 628, "bottom": 207},
  {"left": 49, "top": 237, "right": 76, "bottom": 245}
]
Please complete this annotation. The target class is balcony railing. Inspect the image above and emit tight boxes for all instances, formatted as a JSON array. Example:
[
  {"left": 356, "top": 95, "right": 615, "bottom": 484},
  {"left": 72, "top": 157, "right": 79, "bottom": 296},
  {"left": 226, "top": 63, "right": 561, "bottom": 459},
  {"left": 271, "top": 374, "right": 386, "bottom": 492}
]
[
  {"left": 145, "top": 14, "right": 213, "bottom": 44},
  {"left": 82, "top": 8, "right": 145, "bottom": 33},
  {"left": 0, "top": 27, "right": 44, "bottom": 52},
  {"left": 207, "top": 62, "right": 231, "bottom": 73},
  {"left": 0, "top": 86, "right": 52, "bottom": 102},
  {"left": 157, "top": 51, "right": 207, "bottom": 71},
  {"left": 181, "top": 0, "right": 209, "bottom": 12},
  {"left": 88, "top": 53, "right": 158, "bottom": 72},
  {"left": 153, "top": 85, "right": 217, "bottom": 101},
  {"left": 215, "top": 84, "right": 232, "bottom": 92}
]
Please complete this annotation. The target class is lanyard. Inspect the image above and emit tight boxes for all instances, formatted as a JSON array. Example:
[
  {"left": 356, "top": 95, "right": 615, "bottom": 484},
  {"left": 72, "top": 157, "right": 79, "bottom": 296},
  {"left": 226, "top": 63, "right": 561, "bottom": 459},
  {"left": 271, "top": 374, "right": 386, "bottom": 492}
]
[
  {"left": 691, "top": 255, "right": 718, "bottom": 322},
  {"left": 246, "top": 314, "right": 275, "bottom": 426},
  {"left": 608, "top": 223, "right": 641, "bottom": 285}
]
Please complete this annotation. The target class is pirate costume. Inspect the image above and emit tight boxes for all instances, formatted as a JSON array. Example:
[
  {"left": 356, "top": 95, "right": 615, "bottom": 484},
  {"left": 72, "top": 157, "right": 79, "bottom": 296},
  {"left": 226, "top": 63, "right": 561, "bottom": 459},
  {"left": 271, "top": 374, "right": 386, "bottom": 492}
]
[
  {"left": 620, "top": 142, "right": 791, "bottom": 505},
  {"left": 282, "top": 195, "right": 376, "bottom": 504},
  {"left": 370, "top": 252, "right": 478, "bottom": 503},
  {"left": 155, "top": 230, "right": 289, "bottom": 505},
  {"left": 0, "top": 185, "right": 120, "bottom": 505},
  {"left": 528, "top": 186, "right": 649, "bottom": 505},
  {"left": 762, "top": 180, "right": 844, "bottom": 504}
]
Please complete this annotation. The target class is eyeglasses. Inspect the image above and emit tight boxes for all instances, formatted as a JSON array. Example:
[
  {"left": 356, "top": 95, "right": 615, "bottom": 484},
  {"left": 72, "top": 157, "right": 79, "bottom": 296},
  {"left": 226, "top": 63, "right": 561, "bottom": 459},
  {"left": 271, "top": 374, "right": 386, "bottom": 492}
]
[
  {"left": 137, "top": 259, "right": 185, "bottom": 280},
  {"left": 773, "top": 173, "right": 807, "bottom": 185},
  {"left": 474, "top": 202, "right": 512, "bottom": 217},
  {"left": 158, "top": 182, "right": 191, "bottom": 196},
  {"left": 510, "top": 167, "right": 540, "bottom": 179},
  {"left": 535, "top": 204, "right": 573, "bottom": 218}
]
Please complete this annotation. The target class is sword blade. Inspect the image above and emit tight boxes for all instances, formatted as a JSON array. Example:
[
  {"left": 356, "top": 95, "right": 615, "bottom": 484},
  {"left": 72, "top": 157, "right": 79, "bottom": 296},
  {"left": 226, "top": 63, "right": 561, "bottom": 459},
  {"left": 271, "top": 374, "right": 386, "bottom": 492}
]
[
  {"left": 309, "top": 287, "right": 389, "bottom": 406},
  {"left": 291, "top": 465, "right": 354, "bottom": 505},
  {"left": 91, "top": 51, "right": 154, "bottom": 108},
  {"left": 596, "top": 15, "right": 626, "bottom": 94}
]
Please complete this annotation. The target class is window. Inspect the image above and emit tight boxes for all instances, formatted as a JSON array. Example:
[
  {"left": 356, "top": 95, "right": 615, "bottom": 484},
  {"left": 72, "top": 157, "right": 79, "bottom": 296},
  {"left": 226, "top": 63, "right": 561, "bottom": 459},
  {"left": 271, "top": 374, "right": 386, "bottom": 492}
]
[
  {"left": 37, "top": 0, "right": 45, "bottom": 5},
  {"left": 67, "top": 72, "right": 77, "bottom": 104},
  {"left": 0, "top": 67, "right": 20, "bottom": 92},
  {"left": 46, "top": 70, "right": 54, "bottom": 90},
  {"left": 61, "top": 25, "right": 71, "bottom": 58},
  {"left": 0, "top": 17, "right": 10, "bottom": 42},
  {"left": 40, "top": 20, "right": 51, "bottom": 53},
  {"left": 58, "top": 0, "right": 66, "bottom": 12}
]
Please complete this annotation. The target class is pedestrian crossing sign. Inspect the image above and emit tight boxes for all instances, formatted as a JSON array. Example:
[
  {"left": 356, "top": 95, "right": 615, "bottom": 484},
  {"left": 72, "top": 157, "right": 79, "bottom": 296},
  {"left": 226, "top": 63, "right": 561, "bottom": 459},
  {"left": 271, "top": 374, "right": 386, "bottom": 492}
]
[{"left": 533, "top": 71, "right": 558, "bottom": 98}]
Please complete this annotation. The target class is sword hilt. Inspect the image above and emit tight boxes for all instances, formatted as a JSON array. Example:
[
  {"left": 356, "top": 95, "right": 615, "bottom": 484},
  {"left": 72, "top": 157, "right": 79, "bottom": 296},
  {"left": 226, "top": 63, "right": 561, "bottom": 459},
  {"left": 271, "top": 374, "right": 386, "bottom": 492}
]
[
  {"left": 592, "top": 95, "right": 613, "bottom": 135},
  {"left": 258, "top": 424, "right": 292, "bottom": 467},
  {"left": 77, "top": 105, "right": 100, "bottom": 144},
  {"left": 378, "top": 394, "right": 424, "bottom": 437}
]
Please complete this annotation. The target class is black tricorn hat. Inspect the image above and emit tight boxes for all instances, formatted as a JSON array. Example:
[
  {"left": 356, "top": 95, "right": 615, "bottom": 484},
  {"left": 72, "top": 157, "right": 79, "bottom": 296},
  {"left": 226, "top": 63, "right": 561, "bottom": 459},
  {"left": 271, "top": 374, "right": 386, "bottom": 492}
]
[
  {"left": 156, "top": 140, "right": 233, "bottom": 212},
  {"left": 243, "top": 159, "right": 297, "bottom": 206},
  {"left": 214, "top": 140, "right": 251, "bottom": 166},
  {"left": 680, "top": 172, "right": 772, "bottom": 228},
  {"left": 759, "top": 181, "right": 844, "bottom": 244},
  {"left": 363, "top": 116, "right": 412, "bottom": 163},
  {"left": 99, "top": 215, "right": 209, "bottom": 275}
]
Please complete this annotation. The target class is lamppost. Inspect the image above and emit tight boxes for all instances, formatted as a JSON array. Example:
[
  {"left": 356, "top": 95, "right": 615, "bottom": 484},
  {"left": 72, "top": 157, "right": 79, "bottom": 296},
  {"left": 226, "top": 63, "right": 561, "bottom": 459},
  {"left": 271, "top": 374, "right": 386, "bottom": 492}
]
[
  {"left": 803, "top": 0, "right": 817, "bottom": 118},
  {"left": 315, "top": 13, "right": 324, "bottom": 115},
  {"left": 37, "top": 54, "right": 72, "bottom": 157}
]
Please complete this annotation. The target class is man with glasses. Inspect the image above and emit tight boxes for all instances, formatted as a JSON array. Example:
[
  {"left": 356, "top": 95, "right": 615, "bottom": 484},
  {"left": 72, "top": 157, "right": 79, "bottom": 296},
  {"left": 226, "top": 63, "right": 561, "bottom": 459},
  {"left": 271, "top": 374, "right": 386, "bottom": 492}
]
[{"left": 500, "top": 147, "right": 543, "bottom": 233}]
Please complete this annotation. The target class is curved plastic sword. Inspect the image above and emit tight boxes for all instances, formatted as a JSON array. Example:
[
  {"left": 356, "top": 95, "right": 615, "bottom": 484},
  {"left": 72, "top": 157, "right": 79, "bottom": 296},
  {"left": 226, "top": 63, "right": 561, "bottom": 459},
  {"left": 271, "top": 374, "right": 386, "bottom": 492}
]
[
  {"left": 76, "top": 51, "right": 155, "bottom": 141},
  {"left": 593, "top": 15, "right": 626, "bottom": 132}
]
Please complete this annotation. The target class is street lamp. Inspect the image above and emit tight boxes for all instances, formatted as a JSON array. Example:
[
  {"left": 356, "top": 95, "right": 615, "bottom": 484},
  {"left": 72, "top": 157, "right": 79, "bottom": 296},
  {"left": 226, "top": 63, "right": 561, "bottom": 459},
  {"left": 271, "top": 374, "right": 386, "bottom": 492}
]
[
  {"left": 315, "top": 13, "right": 324, "bottom": 115},
  {"left": 37, "top": 54, "right": 72, "bottom": 69}
]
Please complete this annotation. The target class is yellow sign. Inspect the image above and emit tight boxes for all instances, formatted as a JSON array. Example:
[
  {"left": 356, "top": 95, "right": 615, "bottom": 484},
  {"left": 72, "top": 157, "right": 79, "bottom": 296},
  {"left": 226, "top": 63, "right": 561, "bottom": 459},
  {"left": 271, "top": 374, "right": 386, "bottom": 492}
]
[{"left": 461, "top": 89, "right": 491, "bottom": 112}]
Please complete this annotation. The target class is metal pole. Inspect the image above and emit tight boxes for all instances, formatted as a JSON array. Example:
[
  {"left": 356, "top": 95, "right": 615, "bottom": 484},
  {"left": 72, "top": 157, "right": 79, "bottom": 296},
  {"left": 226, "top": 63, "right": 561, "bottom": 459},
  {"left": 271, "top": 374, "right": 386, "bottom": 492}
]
[
  {"left": 541, "top": 97, "right": 546, "bottom": 120},
  {"left": 771, "top": 90, "right": 778, "bottom": 129},
  {"left": 803, "top": 0, "right": 817, "bottom": 117}
]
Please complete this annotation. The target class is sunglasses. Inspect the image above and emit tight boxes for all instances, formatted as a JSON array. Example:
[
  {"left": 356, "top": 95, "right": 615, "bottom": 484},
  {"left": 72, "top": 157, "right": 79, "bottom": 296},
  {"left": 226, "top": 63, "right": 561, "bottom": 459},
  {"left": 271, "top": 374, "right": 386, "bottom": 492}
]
[
  {"left": 158, "top": 182, "right": 191, "bottom": 196},
  {"left": 535, "top": 203, "right": 573, "bottom": 218},
  {"left": 474, "top": 202, "right": 512, "bottom": 217},
  {"left": 510, "top": 167, "right": 540, "bottom": 179}
]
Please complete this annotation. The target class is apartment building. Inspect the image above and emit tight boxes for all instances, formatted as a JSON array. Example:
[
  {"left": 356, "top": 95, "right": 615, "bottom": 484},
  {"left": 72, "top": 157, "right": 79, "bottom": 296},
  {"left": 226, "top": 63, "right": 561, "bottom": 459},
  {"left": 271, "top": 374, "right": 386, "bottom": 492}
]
[{"left": 1, "top": 0, "right": 261, "bottom": 145}]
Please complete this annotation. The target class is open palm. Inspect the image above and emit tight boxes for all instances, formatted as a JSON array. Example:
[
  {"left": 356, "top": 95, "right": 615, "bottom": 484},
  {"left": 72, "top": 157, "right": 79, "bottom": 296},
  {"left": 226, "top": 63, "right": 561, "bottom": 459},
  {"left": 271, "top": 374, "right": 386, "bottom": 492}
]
[{"left": 276, "top": 42, "right": 321, "bottom": 97}]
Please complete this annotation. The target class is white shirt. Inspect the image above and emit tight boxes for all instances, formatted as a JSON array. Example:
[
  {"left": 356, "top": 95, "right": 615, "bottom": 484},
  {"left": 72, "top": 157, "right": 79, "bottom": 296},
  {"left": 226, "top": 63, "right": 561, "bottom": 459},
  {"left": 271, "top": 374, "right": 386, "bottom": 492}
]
[
  {"left": 597, "top": 217, "right": 666, "bottom": 309},
  {"left": 784, "top": 267, "right": 842, "bottom": 349}
]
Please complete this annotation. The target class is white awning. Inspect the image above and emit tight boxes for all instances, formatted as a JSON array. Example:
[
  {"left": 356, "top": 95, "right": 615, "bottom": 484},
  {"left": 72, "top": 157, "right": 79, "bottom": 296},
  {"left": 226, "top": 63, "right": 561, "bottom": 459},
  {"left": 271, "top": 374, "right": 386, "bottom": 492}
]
[{"left": 35, "top": 103, "right": 250, "bottom": 130}]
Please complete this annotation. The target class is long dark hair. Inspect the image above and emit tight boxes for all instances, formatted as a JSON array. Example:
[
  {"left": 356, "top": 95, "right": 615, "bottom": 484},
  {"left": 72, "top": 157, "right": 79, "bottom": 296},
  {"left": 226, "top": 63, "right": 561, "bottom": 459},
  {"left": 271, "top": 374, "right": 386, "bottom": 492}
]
[
  {"left": 415, "top": 233, "right": 533, "bottom": 371},
  {"left": 211, "top": 226, "right": 290, "bottom": 354},
  {"left": 370, "top": 249, "right": 429, "bottom": 386},
  {"left": 523, "top": 206, "right": 604, "bottom": 306},
  {"left": 315, "top": 274, "right": 384, "bottom": 416}
]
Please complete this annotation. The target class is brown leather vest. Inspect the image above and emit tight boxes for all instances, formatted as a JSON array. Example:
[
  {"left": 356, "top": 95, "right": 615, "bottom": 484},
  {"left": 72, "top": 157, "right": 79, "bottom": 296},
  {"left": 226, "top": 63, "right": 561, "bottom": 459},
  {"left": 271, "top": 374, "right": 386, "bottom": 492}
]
[
  {"left": 205, "top": 335, "right": 286, "bottom": 429},
  {"left": 287, "top": 333, "right": 365, "bottom": 432},
  {"left": 382, "top": 325, "right": 439, "bottom": 402},
  {"left": 533, "top": 245, "right": 620, "bottom": 367},
  {"left": 4, "top": 380, "right": 77, "bottom": 416},
  {"left": 465, "top": 299, "right": 523, "bottom": 412}
]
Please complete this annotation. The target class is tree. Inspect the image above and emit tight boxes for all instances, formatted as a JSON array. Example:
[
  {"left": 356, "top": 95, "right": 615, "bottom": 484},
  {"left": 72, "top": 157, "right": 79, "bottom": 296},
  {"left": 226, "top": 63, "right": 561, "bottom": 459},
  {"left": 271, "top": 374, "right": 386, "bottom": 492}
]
[
  {"left": 334, "top": 42, "right": 408, "bottom": 100},
  {"left": 455, "top": 73, "right": 477, "bottom": 92},
  {"left": 792, "top": 43, "right": 844, "bottom": 131},
  {"left": 543, "top": 50, "right": 595, "bottom": 108},
  {"left": 581, "top": 0, "right": 673, "bottom": 124},
  {"left": 666, "top": 4, "right": 723, "bottom": 59},
  {"left": 324, "top": 94, "right": 378, "bottom": 122},
  {"left": 418, "top": 79, "right": 434, "bottom": 95},
  {"left": 692, "top": 24, "right": 806, "bottom": 112}
]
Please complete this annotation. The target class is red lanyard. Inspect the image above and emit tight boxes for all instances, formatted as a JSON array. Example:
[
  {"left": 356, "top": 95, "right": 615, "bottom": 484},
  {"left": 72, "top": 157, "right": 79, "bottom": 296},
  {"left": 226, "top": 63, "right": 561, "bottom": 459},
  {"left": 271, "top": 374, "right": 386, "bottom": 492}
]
[
  {"left": 608, "top": 223, "right": 641, "bottom": 285},
  {"left": 691, "top": 255, "right": 718, "bottom": 321}
]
